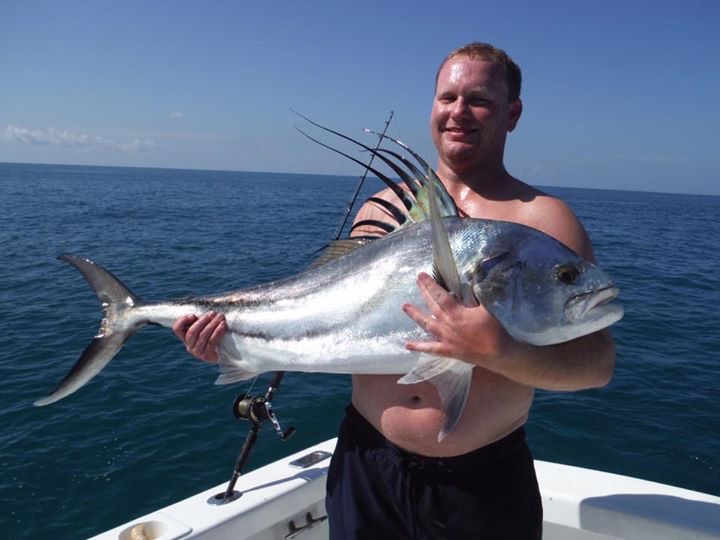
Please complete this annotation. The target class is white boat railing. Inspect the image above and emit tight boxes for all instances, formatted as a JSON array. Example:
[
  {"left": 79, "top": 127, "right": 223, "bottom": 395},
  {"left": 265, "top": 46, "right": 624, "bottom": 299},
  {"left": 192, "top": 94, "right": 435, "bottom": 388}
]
[{"left": 92, "top": 438, "right": 720, "bottom": 540}]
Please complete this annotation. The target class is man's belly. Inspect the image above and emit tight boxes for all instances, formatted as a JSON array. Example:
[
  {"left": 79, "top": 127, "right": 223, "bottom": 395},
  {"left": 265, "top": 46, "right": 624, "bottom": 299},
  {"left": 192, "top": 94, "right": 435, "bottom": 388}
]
[{"left": 351, "top": 367, "right": 534, "bottom": 457}]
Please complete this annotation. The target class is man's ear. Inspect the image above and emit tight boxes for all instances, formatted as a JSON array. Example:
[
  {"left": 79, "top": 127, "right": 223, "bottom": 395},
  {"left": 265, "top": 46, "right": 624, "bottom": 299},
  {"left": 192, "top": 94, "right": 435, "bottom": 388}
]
[{"left": 508, "top": 99, "right": 523, "bottom": 132}]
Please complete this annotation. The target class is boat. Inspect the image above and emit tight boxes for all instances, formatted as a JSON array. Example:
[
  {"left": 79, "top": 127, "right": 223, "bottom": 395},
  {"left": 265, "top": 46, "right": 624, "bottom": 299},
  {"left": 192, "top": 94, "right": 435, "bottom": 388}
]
[{"left": 91, "top": 437, "right": 720, "bottom": 540}]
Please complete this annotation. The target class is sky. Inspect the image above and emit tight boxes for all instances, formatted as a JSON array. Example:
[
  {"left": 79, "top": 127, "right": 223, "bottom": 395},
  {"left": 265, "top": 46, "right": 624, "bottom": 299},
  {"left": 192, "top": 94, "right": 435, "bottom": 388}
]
[{"left": 1, "top": 0, "right": 718, "bottom": 195}]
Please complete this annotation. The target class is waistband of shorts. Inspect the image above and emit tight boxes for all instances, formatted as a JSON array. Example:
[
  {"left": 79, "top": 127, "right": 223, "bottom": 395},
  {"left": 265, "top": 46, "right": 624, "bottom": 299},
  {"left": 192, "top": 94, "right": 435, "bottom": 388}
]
[{"left": 343, "top": 403, "right": 527, "bottom": 468}]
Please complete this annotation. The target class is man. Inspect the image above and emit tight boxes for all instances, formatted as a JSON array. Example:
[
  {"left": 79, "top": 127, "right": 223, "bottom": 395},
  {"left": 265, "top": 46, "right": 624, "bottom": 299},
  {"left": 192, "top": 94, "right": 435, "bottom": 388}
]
[{"left": 174, "top": 42, "right": 616, "bottom": 539}]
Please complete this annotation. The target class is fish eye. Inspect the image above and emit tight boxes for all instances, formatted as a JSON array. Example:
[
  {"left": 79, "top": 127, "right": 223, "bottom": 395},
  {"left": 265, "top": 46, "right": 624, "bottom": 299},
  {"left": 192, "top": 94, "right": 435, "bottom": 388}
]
[{"left": 554, "top": 264, "right": 580, "bottom": 284}]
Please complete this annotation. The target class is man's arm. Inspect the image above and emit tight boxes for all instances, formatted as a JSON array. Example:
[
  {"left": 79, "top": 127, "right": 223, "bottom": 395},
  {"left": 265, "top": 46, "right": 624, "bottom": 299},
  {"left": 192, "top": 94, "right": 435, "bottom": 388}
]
[
  {"left": 349, "top": 187, "right": 405, "bottom": 238},
  {"left": 404, "top": 194, "right": 616, "bottom": 391},
  {"left": 173, "top": 187, "right": 400, "bottom": 361},
  {"left": 403, "top": 272, "right": 615, "bottom": 391}
]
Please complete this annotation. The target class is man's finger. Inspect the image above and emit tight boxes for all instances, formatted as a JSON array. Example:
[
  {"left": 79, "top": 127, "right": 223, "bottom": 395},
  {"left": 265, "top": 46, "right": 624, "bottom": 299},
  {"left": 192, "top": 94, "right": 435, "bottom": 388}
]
[
  {"left": 403, "top": 302, "right": 428, "bottom": 325},
  {"left": 207, "top": 320, "right": 228, "bottom": 358},
  {"left": 185, "top": 311, "right": 215, "bottom": 349},
  {"left": 403, "top": 303, "right": 442, "bottom": 336},
  {"left": 405, "top": 340, "right": 443, "bottom": 354},
  {"left": 417, "top": 272, "right": 458, "bottom": 311},
  {"left": 173, "top": 314, "right": 198, "bottom": 340},
  {"left": 194, "top": 313, "right": 225, "bottom": 356}
]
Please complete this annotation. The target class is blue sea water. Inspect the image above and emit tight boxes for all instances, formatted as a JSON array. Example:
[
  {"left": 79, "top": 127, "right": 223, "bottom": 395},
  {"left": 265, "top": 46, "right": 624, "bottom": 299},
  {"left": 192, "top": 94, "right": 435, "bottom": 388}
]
[{"left": 0, "top": 162, "right": 718, "bottom": 539}]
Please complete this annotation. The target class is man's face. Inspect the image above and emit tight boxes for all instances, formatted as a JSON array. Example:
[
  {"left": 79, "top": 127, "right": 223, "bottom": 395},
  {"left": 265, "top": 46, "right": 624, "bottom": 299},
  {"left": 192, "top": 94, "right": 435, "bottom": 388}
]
[{"left": 430, "top": 56, "right": 521, "bottom": 173}]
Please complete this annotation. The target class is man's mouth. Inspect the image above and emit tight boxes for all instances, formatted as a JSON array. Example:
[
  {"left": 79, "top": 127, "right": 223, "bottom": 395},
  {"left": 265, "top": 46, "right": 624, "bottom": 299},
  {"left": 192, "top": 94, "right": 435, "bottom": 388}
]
[{"left": 443, "top": 126, "right": 477, "bottom": 137}]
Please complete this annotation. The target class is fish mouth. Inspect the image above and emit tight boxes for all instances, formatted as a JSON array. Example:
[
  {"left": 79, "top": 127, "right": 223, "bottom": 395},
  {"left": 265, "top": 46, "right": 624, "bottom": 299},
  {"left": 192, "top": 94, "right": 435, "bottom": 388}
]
[{"left": 565, "top": 286, "right": 623, "bottom": 323}]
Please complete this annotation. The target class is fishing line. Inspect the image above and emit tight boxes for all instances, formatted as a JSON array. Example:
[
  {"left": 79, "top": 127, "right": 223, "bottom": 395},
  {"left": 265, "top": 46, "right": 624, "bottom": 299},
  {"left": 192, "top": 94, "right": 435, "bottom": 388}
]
[{"left": 244, "top": 375, "right": 258, "bottom": 396}]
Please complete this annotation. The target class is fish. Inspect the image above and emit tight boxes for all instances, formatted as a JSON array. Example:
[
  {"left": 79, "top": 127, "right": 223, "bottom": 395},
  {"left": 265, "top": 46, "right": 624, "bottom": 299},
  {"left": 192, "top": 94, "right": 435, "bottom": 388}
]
[{"left": 34, "top": 121, "right": 624, "bottom": 440}]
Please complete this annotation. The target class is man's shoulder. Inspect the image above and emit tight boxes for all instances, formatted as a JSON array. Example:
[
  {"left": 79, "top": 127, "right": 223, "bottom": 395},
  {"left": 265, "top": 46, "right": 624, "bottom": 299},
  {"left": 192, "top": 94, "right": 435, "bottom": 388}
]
[
  {"left": 351, "top": 187, "right": 407, "bottom": 238},
  {"left": 520, "top": 188, "right": 578, "bottom": 227},
  {"left": 353, "top": 181, "right": 594, "bottom": 260},
  {"left": 514, "top": 186, "right": 594, "bottom": 261},
  {"left": 474, "top": 176, "right": 592, "bottom": 259}
]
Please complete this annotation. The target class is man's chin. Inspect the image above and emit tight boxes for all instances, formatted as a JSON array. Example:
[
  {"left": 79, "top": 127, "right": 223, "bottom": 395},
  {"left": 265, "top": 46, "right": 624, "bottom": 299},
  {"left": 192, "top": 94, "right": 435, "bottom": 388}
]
[{"left": 441, "top": 142, "right": 479, "bottom": 163}]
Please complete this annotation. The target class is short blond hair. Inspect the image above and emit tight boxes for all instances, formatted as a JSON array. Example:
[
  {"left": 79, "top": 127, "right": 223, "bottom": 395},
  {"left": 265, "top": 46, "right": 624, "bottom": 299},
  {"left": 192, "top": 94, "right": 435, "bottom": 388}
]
[{"left": 436, "top": 42, "right": 522, "bottom": 101}]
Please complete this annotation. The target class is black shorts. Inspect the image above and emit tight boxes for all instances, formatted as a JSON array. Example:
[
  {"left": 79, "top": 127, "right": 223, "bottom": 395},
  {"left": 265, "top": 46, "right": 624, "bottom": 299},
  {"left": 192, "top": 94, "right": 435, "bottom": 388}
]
[{"left": 325, "top": 405, "right": 542, "bottom": 540}]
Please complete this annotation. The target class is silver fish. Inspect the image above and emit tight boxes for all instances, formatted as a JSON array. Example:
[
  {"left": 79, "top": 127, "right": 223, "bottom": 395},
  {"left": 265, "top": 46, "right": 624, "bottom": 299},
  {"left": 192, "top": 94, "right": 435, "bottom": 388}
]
[{"left": 34, "top": 124, "right": 623, "bottom": 440}]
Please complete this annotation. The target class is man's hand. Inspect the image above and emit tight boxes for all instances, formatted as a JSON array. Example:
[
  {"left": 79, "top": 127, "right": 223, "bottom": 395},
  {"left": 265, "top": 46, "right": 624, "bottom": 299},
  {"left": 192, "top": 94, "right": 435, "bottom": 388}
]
[
  {"left": 172, "top": 312, "right": 227, "bottom": 362},
  {"left": 403, "top": 272, "right": 615, "bottom": 390},
  {"left": 402, "top": 272, "right": 512, "bottom": 367}
]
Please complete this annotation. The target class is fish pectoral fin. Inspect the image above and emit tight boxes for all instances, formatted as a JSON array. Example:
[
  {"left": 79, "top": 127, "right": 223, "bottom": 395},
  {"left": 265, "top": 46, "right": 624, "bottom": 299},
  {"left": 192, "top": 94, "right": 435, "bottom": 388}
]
[
  {"left": 398, "top": 354, "right": 474, "bottom": 441},
  {"left": 397, "top": 353, "right": 456, "bottom": 383},
  {"left": 428, "top": 179, "right": 463, "bottom": 300}
]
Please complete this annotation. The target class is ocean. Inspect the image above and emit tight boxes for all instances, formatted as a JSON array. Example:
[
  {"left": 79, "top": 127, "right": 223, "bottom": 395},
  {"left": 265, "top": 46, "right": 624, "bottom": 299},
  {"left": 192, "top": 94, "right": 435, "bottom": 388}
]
[{"left": 1, "top": 162, "right": 718, "bottom": 539}]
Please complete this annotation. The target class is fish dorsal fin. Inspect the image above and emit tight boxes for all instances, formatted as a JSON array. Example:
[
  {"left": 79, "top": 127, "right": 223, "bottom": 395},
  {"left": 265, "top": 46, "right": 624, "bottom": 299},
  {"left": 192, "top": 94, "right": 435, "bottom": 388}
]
[
  {"left": 364, "top": 196, "right": 408, "bottom": 227},
  {"left": 293, "top": 112, "right": 459, "bottom": 232},
  {"left": 347, "top": 196, "right": 408, "bottom": 237},
  {"left": 294, "top": 115, "right": 476, "bottom": 304},
  {"left": 371, "top": 144, "right": 457, "bottom": 223},
  {"left": 309, "top": 238, "right": 372, "bottom": 269}
]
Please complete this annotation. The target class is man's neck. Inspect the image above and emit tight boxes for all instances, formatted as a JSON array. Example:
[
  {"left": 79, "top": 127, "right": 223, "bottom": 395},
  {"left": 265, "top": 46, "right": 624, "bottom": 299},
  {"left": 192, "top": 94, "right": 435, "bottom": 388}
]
[{"left": 436, "top": 160, "right": 514, "bottom": 200}]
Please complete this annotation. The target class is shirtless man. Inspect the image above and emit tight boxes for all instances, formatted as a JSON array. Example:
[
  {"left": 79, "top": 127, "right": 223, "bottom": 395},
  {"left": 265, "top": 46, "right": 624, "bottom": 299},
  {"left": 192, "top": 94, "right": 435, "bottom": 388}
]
[{"left": 174, "top": 43, "right": 616, "bottom": 539}]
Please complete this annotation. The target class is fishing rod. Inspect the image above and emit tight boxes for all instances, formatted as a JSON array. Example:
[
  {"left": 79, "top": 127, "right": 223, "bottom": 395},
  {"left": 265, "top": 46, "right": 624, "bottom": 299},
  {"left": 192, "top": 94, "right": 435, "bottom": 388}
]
[
  {"left": 214, "top": 112, "right": 394, "bottom": 504},
  {"left": 333, "top": 110, "right": 394, "bottom": 240},
  {"left": 213, "top": 371, "right": 295, "bottom": 503}
]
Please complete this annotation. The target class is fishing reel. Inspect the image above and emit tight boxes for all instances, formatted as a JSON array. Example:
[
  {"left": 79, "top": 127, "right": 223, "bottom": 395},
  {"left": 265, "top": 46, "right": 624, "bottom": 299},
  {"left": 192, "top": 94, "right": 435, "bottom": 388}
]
[
  {"left": 212, "top": 373, "right": 297, "bottom": 505},
  {"left": 233, "top": 392, "right": 295, "bottom": 441}
]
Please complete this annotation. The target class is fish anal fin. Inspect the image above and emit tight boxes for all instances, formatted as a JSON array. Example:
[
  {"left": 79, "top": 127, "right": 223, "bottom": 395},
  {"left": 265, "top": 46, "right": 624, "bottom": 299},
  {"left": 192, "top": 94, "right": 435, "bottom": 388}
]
[
  {"left": 398, "top": 354, "right": 474, "bottom": 441},
  {"left": 214, "top": 371, "right": 259, "bottom": 385},
  {"left": 214, "top": 350, "right": 260, "bottom": 385}
]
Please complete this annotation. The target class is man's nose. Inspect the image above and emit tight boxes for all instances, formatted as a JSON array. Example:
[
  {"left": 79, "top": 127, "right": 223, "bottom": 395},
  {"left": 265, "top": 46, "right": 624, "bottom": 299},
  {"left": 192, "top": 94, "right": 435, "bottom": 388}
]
[{"left": 450, "top": 98, "right": 469, "bottom": 118}]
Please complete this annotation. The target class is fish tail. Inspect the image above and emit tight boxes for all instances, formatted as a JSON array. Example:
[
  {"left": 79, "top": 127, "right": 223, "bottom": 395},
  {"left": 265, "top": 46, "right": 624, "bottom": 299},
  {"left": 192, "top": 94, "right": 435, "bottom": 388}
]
[{"left": 33, "top": 255, "right": 145, "bottom": 406}]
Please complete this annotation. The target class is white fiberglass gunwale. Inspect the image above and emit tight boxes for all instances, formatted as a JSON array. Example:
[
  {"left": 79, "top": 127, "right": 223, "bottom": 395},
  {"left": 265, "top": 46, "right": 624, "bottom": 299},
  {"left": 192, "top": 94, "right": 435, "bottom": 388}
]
[{"left": 91, "top": 438, "right": 720, "bottom": 540}]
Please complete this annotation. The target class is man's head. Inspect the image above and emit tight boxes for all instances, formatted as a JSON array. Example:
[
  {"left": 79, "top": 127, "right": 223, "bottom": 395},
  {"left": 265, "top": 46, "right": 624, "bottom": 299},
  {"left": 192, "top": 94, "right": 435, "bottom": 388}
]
[
  {"left": 431, "top": 42, "right": 523, "bottom": 176},
  {"left": 435, "top": 42, "right": 522, "bottom": 102}
]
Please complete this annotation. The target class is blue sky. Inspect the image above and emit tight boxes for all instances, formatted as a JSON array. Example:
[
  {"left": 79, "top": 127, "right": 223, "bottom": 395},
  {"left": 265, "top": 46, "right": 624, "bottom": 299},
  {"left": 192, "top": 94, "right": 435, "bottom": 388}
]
[{"left": 2, "top": 0, "right": 718, "bottom": 195}]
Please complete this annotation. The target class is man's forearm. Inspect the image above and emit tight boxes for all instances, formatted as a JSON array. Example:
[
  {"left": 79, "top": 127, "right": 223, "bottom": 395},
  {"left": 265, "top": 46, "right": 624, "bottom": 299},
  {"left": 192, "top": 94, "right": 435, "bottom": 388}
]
[
  {"left": 484, "top": 329, "right": 616, "bottom": 391},
  {"left": 403, "top": 272, "right": 617, "bottom": 392}
]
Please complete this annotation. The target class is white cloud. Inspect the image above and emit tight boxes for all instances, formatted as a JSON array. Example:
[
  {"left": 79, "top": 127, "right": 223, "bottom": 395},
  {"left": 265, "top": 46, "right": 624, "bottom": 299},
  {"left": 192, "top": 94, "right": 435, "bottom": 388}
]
[
  {"left": 117, "top": 138, "right": 157, "bottom": 152},
  {"left": 169, "top": 112, "right": 184, "bottom": 119},
  {"left": 0, "top": 125, "right": 89, "bottom": 146},
  {"left": 0, "top": 124, "right": 157, "bottom": 153}
]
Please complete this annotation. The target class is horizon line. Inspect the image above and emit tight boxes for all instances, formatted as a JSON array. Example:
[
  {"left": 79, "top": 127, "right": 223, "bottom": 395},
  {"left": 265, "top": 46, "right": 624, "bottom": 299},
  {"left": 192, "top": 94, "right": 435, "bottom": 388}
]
[{"left": 0, "top": 159, "right": 717, "bottom": 199}]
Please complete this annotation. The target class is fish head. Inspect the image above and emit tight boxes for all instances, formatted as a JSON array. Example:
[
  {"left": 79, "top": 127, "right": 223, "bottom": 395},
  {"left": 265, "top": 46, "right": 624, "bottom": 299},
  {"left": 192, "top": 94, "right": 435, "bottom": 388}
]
[{"left": 469, "top": 233, "right": 624, "bottom": 346}]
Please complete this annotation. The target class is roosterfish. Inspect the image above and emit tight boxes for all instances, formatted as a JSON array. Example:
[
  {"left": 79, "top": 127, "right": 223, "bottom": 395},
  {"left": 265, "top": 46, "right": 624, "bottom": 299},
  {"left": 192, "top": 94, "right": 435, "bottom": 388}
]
[{"left": 34, "top": 119, "right": 623, "bottom": 440}]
